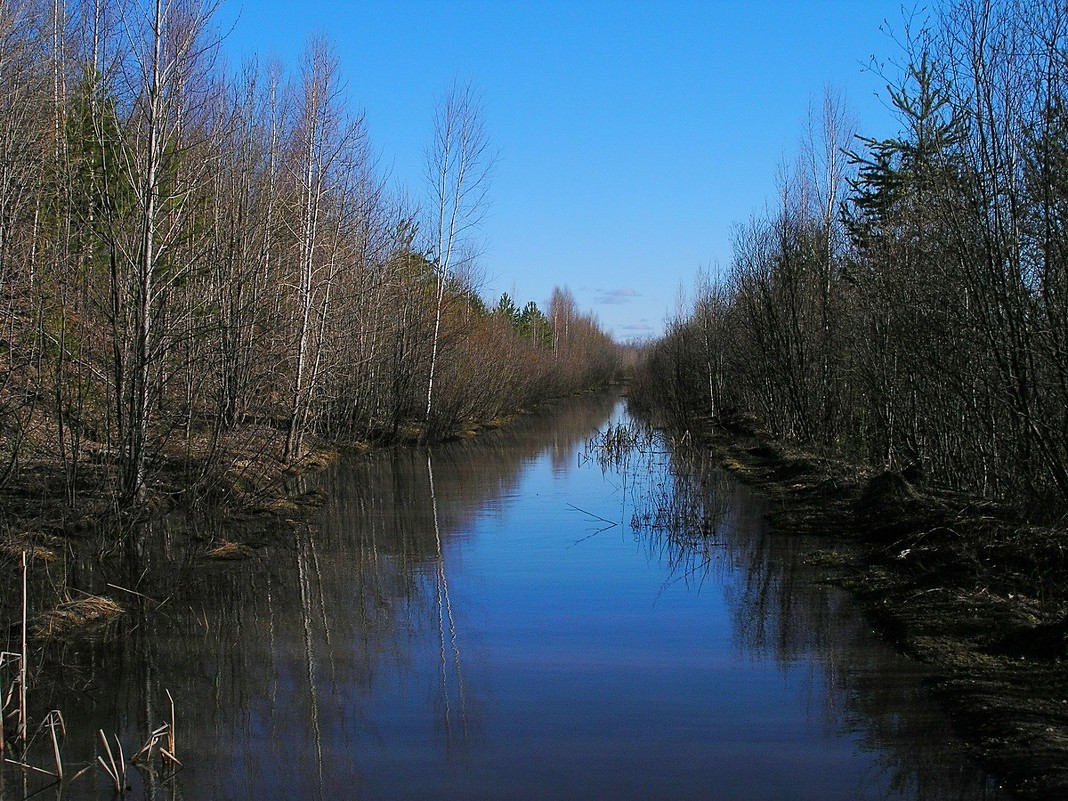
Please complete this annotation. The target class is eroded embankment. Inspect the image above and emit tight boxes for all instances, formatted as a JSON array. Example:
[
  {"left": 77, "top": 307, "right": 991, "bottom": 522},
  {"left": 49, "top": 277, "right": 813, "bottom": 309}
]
[{"left": 696, "top": 414, "right": 1068, "bottom": 801}]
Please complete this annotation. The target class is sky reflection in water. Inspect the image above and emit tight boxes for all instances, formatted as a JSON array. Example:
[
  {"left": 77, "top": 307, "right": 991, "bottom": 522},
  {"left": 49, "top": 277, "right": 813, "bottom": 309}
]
[{"left": 29, "top": 394, "right": 1008, "bottom": 801}]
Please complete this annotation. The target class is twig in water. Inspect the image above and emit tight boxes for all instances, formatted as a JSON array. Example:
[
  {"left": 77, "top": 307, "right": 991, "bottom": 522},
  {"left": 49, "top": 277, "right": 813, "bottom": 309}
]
[
  {"left": 105, "top": 582, "right": 154, "bottom": 601},
  {"left": 565, "top": 503, "right": 619, "bottom": 541}
]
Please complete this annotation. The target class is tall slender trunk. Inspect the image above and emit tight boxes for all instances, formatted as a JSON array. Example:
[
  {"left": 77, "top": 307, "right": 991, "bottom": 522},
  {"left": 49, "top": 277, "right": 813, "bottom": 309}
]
[{"left": 124, "top": 0, "right": 164, "bottom": 502}]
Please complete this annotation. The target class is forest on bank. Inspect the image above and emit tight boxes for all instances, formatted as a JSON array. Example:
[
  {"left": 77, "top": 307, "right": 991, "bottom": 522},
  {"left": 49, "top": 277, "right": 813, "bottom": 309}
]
[
  {"left": 636, "top": 0, "right": 1068, "bottom": 520},
  {"left": 0, "top": 0, "right": 619, "bottom": 511}
]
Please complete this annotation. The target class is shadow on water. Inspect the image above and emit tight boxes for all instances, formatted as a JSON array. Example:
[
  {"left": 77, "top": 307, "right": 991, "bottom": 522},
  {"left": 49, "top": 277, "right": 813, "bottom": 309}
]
[{"left": 1, "top": 392, "right": 1009, "bottom": 799}]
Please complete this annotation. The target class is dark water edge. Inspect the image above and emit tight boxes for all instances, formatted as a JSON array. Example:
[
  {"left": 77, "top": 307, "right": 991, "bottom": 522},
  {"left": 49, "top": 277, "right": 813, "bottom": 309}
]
[{"left": 3, "top": 392, "right": 1010, "bottom": 800}]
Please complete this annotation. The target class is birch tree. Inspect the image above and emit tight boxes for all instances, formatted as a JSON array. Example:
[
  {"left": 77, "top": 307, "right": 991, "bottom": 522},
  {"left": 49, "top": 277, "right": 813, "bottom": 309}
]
[
  {"left": 107, "top": 0, "right": 220, "bottom": 501},
  {"left": 282, "top": 37, "right": 366, "bottom": 462},
  {"left": 423, "top": 82, "right": 492, "bottom": 432}
]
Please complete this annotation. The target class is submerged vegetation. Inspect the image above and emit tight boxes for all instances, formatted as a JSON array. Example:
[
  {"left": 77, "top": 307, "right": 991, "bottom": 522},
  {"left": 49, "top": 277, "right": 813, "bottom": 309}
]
[{"left": 633, "top": 1, "right": 1068, "bottom": 796}]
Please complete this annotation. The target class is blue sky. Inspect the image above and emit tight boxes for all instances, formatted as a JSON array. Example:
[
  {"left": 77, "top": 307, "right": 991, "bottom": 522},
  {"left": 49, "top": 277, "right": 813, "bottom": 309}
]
[{"left": 219, "top": 1, "right": 911, "bottom": 341}]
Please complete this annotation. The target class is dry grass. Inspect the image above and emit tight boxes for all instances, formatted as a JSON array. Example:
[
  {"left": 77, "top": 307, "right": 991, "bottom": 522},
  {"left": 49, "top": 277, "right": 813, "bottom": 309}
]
[
  {"left": 33, "top": 595, "right": 124, "bottom": 639},
  {"left": 1, "top": 540, "right": 59, "bottom": 561},
  {"left": 204, "top": 541, "right": 254, "bottom": 560}
]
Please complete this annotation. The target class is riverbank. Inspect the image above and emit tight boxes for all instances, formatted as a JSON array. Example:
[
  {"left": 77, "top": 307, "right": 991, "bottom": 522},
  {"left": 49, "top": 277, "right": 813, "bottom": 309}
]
[
  {"left": 0, "top": 397, "right": 582, "bottom": 650},
  {"left": 693, "top": 412, "right": 1068, "bottom": 801},
  {"left": 0, "top": 409, "right": 521, "bottom": 535}
]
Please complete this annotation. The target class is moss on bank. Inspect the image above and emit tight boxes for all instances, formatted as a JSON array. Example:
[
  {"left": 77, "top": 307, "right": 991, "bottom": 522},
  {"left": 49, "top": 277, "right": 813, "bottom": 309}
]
[{"left": 697, "top": 413, "right": 1068, "bottom": 800}]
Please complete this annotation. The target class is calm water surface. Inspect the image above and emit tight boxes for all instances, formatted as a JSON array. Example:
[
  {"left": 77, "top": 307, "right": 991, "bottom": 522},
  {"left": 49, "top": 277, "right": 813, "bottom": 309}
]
[{"left": 12, "top": 394, "right": 1008, "bottom": 800}]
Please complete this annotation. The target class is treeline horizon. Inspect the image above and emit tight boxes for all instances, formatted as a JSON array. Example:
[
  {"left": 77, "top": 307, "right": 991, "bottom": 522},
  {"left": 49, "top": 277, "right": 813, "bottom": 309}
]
[
  {"left": 635, "top": 0, "right": 1068, "bottom": 518},
  {"left": 0, "top": 0, "right": 620, "bottom": 509}
]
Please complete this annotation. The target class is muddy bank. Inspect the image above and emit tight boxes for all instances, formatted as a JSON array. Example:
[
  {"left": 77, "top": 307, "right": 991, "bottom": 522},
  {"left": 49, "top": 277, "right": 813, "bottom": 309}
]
[{"left": 695, "top": 413, "right": 1068, "bottom": 800}]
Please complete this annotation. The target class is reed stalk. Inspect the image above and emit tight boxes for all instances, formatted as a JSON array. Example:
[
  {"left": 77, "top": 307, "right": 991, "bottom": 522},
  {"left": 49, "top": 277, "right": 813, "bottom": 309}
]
[
  {"left": 95, "top": 755, "right": 119, "bottom": 791},
  {"left": 97, "top": 729, "right": 124, "bottom": 793},
  {"left": 0, "top": 654, "right": 4, "bottom": 755},
  {"left": 166, "top": 688, "right": 175, "bottom": 760},
  {"left": 45, "top": 710, "right": 64, "bottom": 781},
  {"left": 132, "top": 724, "right": 167, "bottom": 763},
  {"left": 4, "top": 756, "right": 55, "bottom": 777},
  {"left": 0, "top": 653, "right": 24, "bottom": 755},
  {"left": 19, "top": 551, "right": 27, "bottom": 744},
  {"left": 67, "top": 764, "right": 93, "bottom": 783},
  {"left": 116, "top": 736, "right": 127, "bottom": 783}
]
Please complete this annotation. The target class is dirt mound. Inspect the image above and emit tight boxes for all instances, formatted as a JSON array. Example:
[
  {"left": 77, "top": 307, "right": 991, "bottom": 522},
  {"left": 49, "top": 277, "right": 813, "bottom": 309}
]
[{"left": 858, "top": 470, "right": 920, "bottom": 511}]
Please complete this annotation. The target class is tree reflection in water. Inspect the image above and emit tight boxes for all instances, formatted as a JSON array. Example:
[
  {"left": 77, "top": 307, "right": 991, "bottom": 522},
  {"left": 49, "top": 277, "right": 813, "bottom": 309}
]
[
  {"left": 427, "top": 450, "right": 468, "bottom": 755},
  {"left": 8, "top": 395, "right": 614, "bottom": 799},
  {"left": 5, "top": 392, "right": 1009, "bottom": 801},
  {"left": 589, "top": 404, "right": 1007, "bottom": 801}
]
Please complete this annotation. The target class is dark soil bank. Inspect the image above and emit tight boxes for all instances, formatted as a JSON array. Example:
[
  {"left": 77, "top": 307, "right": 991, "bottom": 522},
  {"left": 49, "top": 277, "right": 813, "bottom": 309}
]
[{"left": 701, "top": 413, "right": 1068, "bottom": 801}]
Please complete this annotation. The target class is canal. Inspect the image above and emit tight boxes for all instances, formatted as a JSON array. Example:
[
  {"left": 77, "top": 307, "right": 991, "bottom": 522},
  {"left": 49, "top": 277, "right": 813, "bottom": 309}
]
[{"left": 10, "top": 392, "right": 1008, "bottom": 799}]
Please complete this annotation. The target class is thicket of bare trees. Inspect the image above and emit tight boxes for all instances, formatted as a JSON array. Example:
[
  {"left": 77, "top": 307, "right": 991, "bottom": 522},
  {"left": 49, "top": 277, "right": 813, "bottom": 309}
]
[
  {"left": 0, "top": 0, "right": 619, "bottom": 511},
  {"left": 635, "top": 0, "right": 1068, "bottom": 517}
]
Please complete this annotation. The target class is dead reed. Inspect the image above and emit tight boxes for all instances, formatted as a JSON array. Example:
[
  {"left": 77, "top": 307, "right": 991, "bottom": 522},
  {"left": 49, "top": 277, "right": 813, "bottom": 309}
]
[
  {"left": 1, "top": 552, "right": 181, "bottom": 793},
  {"left": 205, "top": 540, "right": 255, "bottom": 560},
  {"left": 32, "top": 594, "right": 125, "bottom": 639}
]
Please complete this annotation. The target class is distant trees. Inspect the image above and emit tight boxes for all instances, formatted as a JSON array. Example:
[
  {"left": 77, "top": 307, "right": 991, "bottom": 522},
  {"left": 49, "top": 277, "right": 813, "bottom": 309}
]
[
  {"left": 494, "top": 294, "right": 551, "bottom": 349},
  {"left": 0, "top": 0, "right": 620, "bottom": 514},
  {"left": 636, "top": 0, "right": 1068, "bottom": 516}
]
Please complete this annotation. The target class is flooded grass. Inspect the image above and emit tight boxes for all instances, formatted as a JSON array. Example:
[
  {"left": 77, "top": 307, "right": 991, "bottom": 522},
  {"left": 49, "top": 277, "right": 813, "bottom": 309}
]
[{"left": 586, "top": 420, "right": 740, "bottom": 589}]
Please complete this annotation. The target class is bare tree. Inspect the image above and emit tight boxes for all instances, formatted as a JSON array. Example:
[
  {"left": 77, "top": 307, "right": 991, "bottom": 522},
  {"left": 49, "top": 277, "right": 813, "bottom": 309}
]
[
  {"left": 104, "top": 0, "right": 220, "bottom": 501},
  {"left": 0, "top": 0, "right": 51, "bottom": 484},
  {"left": 282, "top": 37, "right": 367, "bottom": 462},
  {"left": 423, "top": 81, "right": 492, "bottom": 431}
]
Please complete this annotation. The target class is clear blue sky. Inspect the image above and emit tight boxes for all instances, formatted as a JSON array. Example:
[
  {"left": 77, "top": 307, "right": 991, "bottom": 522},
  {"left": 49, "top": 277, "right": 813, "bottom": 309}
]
[{"left": 218, "top": 0, "right": 911, "bottom": 342}]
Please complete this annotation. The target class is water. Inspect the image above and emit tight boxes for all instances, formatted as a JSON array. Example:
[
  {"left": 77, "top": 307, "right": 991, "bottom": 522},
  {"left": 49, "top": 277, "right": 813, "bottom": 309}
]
[{"left": 6, "top": 394, "right": 1008, "bottom": 800}]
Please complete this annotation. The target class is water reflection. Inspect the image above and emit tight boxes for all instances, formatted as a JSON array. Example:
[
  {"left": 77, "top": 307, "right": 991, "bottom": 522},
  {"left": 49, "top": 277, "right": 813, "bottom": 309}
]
[
  {"left": 426, "top": 451, "right": 469, "bottom": 756},
  {"left": 591, "top": 405, "right": 1006, "bottom": 801},
  {"left": 3, "top": 393, "right": 1008, "bottom": 800}
]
